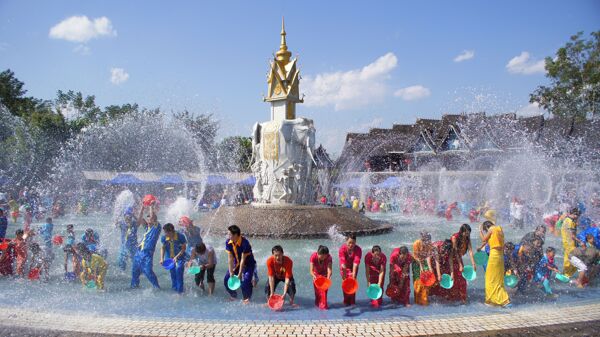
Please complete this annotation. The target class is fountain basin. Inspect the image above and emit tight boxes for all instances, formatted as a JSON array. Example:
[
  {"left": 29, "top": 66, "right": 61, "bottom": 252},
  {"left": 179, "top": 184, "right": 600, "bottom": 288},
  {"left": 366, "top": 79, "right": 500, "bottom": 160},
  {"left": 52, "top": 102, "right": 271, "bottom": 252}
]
[{"left": 203, "top": 204, "right": 393, "bottom": 238}]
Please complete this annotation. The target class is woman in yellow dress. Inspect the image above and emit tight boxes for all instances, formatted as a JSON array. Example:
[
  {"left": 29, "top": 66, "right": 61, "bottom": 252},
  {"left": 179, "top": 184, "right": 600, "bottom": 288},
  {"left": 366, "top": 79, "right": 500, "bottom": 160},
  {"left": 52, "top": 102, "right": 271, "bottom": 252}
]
[
  {"left": 561, "top": 208, "right": 580, "bottom": 277},
  {"left": 477, "top": 220, "right": 511, "bottom": 307}
]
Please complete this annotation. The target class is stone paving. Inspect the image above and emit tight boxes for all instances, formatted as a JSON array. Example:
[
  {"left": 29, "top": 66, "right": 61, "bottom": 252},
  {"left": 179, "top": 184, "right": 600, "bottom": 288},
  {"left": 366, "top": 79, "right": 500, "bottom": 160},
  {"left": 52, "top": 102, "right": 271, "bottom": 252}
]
[{"left": 0, "top": 301, "right": 599, "bottom": 336}]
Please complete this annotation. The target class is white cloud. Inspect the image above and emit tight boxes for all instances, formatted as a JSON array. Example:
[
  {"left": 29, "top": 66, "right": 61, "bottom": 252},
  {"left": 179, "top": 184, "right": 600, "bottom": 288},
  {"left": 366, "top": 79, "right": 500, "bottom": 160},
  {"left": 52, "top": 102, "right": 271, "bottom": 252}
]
[
  {"left": 303, "top": 52, "right": 397, "bottom": 110},
  {"left": 516, "top": 102, "right": 546, "bottom": 117},
  {"left": 73, "top": 44, "right": 91, "bottom": 55},
  {"left": 506, "top": 52, "right": 545, "bottom": 75},
  {"left": 49, "top": 16, "right": 116, "bottom": 43},
  {"left": 110, "top": 68, "right": 129, "bottom": 85},
  {"left": 394, "top": 85, "right": 431, "bottom": 101},
  {"left": 454, "top": 50, "right": 475, "bottom": 62}
]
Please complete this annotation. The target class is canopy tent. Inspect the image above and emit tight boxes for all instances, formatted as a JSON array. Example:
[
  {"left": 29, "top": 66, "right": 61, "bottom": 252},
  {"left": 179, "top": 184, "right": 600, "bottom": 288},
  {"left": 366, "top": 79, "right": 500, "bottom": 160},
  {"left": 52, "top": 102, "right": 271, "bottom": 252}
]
[
  {"left": 205, "top": 175, "right": 234, "bottom": 186},
  {"left": 106, "top": 174, "right": 146, "bottom": 185},
  {"left": 334, "top": 177, "right": 370, "bottom": 189},
  {"left": 238, "top": 176, "right": 256, "bottom": 186},
  {"left": 374, "top": 176, "right": 402, "bottom": 189},
  {"left": 158, "top": 174, "right": 185, "bottom": 184}
]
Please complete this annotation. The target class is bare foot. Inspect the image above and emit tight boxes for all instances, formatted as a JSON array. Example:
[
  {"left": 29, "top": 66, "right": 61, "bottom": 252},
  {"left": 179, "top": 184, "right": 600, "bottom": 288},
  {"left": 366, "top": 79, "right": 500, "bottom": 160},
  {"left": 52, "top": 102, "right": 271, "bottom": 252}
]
[
  {"left": 290, "top": 303, "right": 300, "bottom": 308},
  {"left": 227, "top": 296, "right": 237, "bottom": 302},
  {"left": 243, "top": 299, "right": 251, "bottom": 305}
]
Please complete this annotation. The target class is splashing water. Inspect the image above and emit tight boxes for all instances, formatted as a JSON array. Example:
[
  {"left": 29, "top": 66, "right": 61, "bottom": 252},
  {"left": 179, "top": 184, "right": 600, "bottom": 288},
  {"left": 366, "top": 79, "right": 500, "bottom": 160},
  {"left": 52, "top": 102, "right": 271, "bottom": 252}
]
[
  {"left": 166, "top": 196, "right": 195, "bottom": 225},
  {"left": 327, "top": 225, "right": 345, "bottom": 243},
  {"left": 112, "top": 189, "right": 136, "bottom": 223}
]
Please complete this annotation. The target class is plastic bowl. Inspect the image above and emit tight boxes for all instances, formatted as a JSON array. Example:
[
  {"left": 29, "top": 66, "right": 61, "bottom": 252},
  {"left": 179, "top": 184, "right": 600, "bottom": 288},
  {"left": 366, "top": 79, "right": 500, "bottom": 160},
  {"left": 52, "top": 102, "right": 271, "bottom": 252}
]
[
  {"left": 52, "top": 235, "right": 64, "bottom": 246},
  {"left": 162, "top": 259, "right": 175, "bottom": 270},
  {"left": 28, "top": 268, "right": 40, "bottom": 280},
  {"left": 227, "top": 275, "right": 241, "bottom": 290},
  {"left": 474, "top": 251, "right": 489, "bottom": 266},
  {"left": 86, "top": 280, "right": 97, "bottom": 289},
  {"left": 268, "top": 294, "right": 284, "bottom": 311},
  {"left": 504, "top": 274, "right": 518, "bottom": 288},
  {"left": 555, "top": 273, "right": 570, "bottom": 283},
  {"left": 342, "top": 278, "right": 359, "bottom": 295},
  {"left": 420, "top": 271, "right": 436, "bottom": 287},
  {"left": 64, "top": 272, "right": 76, "bottom": 282},
  {"left": 188, "top": 266, "right": 201, "bottom": 275},
  {"left": 462, "top": 265, "right": 476, "bottom": 281},
  {"left": 366, "top": 284, "right": 383, "bottom": 300},
  {"left": 142, "top": 194, "right": 157, "bottom": 206},
  {"left": 313, "top": 276, "right": 331, "bottom": 291},
  {"left": 440, "top": 274, "right": 454, "bottom": 289}
]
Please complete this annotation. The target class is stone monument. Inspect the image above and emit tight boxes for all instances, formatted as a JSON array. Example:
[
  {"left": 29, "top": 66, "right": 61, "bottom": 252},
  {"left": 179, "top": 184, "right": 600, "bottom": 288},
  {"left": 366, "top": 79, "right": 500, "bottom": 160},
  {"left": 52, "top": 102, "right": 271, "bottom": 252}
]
[
  {"left": 204, "top": 19, "right": 392, "bottom": 237},
  {"left": 251, "top": 18, "right": 316, "bottom": 205}
]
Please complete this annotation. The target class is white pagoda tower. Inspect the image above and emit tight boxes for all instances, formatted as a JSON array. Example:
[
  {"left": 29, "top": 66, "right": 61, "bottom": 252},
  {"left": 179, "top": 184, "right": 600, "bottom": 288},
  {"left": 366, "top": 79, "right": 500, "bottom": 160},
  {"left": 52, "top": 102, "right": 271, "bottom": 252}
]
[{"left": 250, "top": 18, "right": 316, "bottom": 205}]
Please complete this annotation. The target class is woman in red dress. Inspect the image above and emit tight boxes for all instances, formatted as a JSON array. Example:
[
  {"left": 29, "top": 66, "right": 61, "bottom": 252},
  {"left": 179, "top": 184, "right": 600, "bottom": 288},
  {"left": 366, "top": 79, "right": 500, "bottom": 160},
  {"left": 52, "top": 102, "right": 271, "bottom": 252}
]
[
  {"left": 450, "top": 224, "right": 476, "bottom": 303},
  {"left": 388, "top": 246, "right": 412, "bottom": 306}
]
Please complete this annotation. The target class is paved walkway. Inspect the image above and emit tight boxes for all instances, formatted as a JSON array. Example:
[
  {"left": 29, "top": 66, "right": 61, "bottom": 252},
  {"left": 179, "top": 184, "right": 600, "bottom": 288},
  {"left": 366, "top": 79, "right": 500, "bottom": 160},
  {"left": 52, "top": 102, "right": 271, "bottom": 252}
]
[{"left": 1, "top": 301, "right": 599, "bottom": 336}]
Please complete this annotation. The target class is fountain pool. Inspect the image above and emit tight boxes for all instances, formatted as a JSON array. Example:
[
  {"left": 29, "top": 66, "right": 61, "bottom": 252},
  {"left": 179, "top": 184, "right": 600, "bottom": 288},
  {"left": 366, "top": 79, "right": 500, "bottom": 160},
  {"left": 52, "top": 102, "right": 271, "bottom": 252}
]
[{"left": 0, "top": 211, "right": 598, "bottom": 322}]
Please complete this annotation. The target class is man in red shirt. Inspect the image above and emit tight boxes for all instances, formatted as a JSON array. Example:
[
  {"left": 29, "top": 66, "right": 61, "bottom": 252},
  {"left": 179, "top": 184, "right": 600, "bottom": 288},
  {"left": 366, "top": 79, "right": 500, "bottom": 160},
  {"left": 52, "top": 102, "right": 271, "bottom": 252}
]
[
  {"left": 339, "top": 235, "right": 362, "bottom": 306},
  {"left": 265, "top": 245, "right": 297, "bottom": 307}
]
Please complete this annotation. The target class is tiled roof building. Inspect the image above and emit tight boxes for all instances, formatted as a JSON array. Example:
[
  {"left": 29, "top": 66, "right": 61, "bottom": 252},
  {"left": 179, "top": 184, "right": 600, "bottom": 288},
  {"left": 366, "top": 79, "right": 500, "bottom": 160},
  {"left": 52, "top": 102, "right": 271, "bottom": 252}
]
[{"left": 337, "top": 113, "right": 600, "bottom": 172}]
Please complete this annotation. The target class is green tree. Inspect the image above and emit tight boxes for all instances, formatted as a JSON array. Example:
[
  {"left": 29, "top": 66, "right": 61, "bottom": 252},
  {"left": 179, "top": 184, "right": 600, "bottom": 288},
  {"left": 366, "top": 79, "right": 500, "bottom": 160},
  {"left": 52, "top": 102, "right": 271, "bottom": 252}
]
[
  {"left": 215, "top": 136, "right": 252, "bottom": 172},
  {"left": 530, "top": 31, "right": 600, "bottom": 120},
  {"left": 173, "top": 110, "right": 218, "bottom": 161}
]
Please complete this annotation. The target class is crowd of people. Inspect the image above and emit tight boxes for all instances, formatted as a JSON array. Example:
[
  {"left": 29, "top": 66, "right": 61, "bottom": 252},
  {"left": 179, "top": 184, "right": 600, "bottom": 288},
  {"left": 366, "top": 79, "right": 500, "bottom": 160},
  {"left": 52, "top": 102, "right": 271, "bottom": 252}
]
[{"left": 0, "top": 192, "right": 599, "bottom": 311}]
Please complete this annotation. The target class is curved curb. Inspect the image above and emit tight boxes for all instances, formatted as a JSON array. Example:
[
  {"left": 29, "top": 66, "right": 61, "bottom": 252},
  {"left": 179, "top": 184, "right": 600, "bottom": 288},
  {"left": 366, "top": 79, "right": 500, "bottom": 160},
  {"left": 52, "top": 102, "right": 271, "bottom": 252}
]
[{"left": 1, "top": 301, "right": 600, "bottom": 336}]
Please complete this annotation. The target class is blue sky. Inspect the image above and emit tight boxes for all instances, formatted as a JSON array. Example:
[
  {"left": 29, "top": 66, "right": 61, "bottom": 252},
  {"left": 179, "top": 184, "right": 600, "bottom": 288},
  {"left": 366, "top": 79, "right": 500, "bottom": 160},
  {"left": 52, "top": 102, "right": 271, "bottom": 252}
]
[{"left": 1, "top": 0, "right": 599, "bottom": 156}]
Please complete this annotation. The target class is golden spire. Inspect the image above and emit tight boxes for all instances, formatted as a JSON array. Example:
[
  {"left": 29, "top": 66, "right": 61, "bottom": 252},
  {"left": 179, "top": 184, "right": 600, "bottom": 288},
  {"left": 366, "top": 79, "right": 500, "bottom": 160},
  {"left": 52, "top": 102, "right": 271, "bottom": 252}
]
[{"left": 275, "top": 16, "right": 292, "bottom": 65}]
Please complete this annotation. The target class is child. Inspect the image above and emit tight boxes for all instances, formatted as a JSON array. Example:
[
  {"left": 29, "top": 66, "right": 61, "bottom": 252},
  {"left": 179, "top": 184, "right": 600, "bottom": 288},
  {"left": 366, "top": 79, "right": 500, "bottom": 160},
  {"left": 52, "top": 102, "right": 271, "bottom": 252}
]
[
  {"left": 534, "top": 247, "right": 559, "bottom": 297},
  {"left": 14, "top": 229, "right": 27, "bottom": 277},
  {"left": 77, "top": 243, "right": 108, "bottom": 290},
  {"left": 29, "top": 242, "right": 43, "bottom": 280},
  {"left": 0, "top": 209, "right": 8, "bottom": 239},
  {"left": 503, "top": 242, "right": 517, "bottom": 275},
  {"left": 37, "top": 217, "right": 54, "bottom": 281},
  {"left": 63, "top": 224, "right": 80, "bottom": 278},
  {"left": 0, "top": 239, "right": 14, "bottom": 276}
]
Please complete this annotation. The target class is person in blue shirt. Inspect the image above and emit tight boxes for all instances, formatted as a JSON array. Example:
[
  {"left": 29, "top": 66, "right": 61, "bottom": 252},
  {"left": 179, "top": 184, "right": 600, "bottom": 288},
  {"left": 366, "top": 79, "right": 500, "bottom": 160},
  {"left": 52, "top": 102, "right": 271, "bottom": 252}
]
[
  {"left": 131, "top": 203, "right": 161, "bottom": 289},
  {"left": 224, "top": 225, "right": 256, "bottom": 303},
  {"left": 577, "top": 226, "right": 600, "bottom": 249},
  {"left": 36, "top": 217, "right": 54, "bottom": 281},
  {"left": 0, "top": 209, "right": 7, "bottom": 239},
  {"left": 117, "top": 207, "right": 139, "bottom": 271},
  {"left": 81, "top": 228, "right": 107, "bottom": 259},
  {"left": 160, "top": 223, "right": 187, "bottom": 293},
  {"left": 38, "top": 217, "right": 54, "bottom": 250},
  {"left": 534, "top": 247, "right": 560, "bottom": 296},
  {"left": 179, "top": 216, "right": 202, "bottom": 255}
]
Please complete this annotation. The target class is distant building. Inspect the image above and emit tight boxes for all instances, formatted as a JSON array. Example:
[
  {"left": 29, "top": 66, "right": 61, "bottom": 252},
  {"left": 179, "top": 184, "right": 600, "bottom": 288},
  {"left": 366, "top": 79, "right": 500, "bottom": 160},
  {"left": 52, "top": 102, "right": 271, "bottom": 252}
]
[{"left": 337, "top": 113, "right": 600, "bottom": 172}]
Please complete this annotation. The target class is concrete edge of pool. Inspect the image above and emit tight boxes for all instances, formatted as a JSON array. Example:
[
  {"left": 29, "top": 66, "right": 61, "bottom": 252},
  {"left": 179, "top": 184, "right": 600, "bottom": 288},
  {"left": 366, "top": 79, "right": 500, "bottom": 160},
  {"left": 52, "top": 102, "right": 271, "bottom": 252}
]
[{"left": 0, "top": 300, "right": 599, "bottom": 336}]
